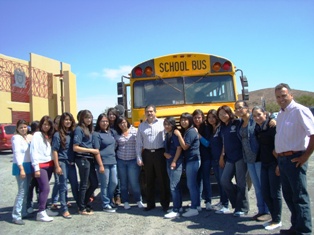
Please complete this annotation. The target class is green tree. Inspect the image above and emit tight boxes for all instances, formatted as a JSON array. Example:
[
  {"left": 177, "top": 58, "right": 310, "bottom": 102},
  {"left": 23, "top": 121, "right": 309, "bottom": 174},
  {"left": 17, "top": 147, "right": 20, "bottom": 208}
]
[
  {"left": 266, "top": 102, "right": 280, "bottom": 113},
  {"left": 295, "top": 95, "right": 314, "bottom": 107}
]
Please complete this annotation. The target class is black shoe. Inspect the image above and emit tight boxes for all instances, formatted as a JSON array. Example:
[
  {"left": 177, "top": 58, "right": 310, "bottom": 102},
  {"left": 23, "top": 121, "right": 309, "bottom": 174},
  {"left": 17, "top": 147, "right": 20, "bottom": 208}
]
[
  {"left": 86, "top": 205, "right": 93, "bottom": 212},
  {"left": 144, "top": 205, "right": 156, "bottom": 211},
  {"left": 13, "top": 219, "right": 25, "bottom": 225},
  {"left": 280, "top": 227, "right": 296, "bottom": 235},
  {"left": 162, "top": 206, "right": 169, "bottom": 212}
]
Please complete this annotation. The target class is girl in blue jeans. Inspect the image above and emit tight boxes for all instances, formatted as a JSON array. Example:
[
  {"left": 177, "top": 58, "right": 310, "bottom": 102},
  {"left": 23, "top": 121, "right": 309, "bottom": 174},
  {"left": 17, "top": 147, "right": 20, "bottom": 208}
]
[
  {"left": 217, "top": 105, "right": 249, "bottom": 217},
  {"left": 12, "top": 119, "right": 33, "bottom": 225},
  {"left": 93, "top": 113, "right": 118, "bottom": 212},
  {"left": 163, "top": 117, "right": 183, "bottom": 219},
  {"left": 174, "top": 113, "right": 201, "bottom": 218},
  {"left": 114, "top": 116, "right": 144, "bottom": 210},
  {"left": 52, "top": 112, "right": 79, "bottom": 219}
]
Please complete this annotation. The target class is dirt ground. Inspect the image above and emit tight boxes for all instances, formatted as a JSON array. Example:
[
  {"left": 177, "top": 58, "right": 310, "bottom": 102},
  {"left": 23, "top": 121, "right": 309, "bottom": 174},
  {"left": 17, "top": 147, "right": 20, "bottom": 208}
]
[{"left": 1, "top": 151, "right": 314, "bottom": 235}]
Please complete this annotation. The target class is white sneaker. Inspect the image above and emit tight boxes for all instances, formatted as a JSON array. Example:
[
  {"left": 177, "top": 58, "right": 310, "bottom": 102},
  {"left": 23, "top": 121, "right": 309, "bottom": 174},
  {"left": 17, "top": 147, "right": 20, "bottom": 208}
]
[
  {"left": 215, "top": 207, "right": 231, "bottom": 214},
  {"left": 182, "top": 209, "right": 199, "bottom": 217},
  {"left": 212, "top": 202, "right": 223, "bottom": 211},
  {"left": 27, "top": 207, "right": 34, "bottom": 214},
  {"left": 36, "top": 210, "right": 53, "bottom": 222},
  {"left": 137, "top": 201, "right": 144, "bottom": 208},
  {"left": 265, "top": 221, "right": 282, "bottom": 230},
  {"left": 263, "top": 220, "right": 272, "bottom": 227},
  {"left": 164, "top": 211, "right": 180, "bottom": 219},
  {"left": 206, "top": 202, "right": 215, "bottom": 211},
  {"left": 46, "top": 209, "right": 59, "bottom": 216},
  {"left": 103, "top": 204, "right": 116, "bottom": 213},
  {"left": 124, "top": 202, "right": 131, "bottom": 210},
  {"left": 167, "top": 207, "right": 184, "bottom": 213}
]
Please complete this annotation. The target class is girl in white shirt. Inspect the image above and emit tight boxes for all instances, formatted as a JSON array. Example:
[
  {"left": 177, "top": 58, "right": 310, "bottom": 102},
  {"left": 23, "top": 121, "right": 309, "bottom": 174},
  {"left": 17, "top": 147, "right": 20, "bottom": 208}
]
[
  {"left": 30, "top": 115, "right": 55, "bottom": 222},
  {"left": 12, "top": 120, "right": 33, "bottom": 225}
]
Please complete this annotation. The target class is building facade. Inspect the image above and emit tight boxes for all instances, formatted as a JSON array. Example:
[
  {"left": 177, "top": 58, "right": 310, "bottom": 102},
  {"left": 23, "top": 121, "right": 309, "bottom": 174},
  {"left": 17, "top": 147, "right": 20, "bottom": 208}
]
[{"left": 0, "top": 53, "right": 77, "bottom": 124}]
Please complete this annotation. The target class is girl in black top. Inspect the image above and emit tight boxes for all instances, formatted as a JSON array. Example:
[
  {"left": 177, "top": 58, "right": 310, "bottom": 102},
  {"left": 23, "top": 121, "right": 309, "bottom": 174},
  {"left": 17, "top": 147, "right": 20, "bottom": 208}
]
[{"left": 252, "top": 106, "right": 282, "bottom": 231}]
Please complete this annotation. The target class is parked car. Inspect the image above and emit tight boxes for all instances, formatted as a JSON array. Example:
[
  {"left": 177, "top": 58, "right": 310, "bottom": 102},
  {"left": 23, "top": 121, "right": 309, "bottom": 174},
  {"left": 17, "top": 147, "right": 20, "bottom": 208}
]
[{"left": 0, "top": 124, "right": 16, "bottom": 152}]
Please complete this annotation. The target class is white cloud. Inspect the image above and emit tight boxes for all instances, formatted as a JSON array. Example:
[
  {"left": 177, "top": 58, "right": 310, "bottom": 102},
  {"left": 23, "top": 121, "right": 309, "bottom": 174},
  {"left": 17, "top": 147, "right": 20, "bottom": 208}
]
[
  {"left": 86, "top": 65, "right": 132, "bottom": 81},
  {"left": 102, "top": 65, "right": 132, "bottom": 81}
]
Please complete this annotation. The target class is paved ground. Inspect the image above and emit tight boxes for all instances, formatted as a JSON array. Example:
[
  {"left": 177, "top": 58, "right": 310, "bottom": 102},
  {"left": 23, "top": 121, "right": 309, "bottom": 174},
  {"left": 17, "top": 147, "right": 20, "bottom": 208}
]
[{"left": 0, "top": 150, "right": 313, "bottom": 235}]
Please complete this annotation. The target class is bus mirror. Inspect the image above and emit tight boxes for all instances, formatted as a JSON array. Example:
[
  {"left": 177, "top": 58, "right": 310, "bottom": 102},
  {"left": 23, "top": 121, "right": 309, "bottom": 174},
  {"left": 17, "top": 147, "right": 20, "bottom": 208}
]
[
  {"left": 242, "top": 88, "right": 249, "bottom": 100},
  {"left": 240, "top": 76, "right": 248, "bottom": 87},
  {"left": 118, "top": 97, "right": 124, "bottom": 106},
  {"left": 117, "top": 82, "right": 125, "bottom": 95}
]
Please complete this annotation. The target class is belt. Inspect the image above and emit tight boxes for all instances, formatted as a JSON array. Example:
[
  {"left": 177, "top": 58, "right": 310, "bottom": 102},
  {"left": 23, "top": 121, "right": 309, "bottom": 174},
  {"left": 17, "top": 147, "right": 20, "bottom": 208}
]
[
  {"left": 277, "top": 151, "right": 302, "bottom": 157},
  {"left": 76, "top": 153, "right": 94, "bottom": 159},
  {"left": 144, "top": 148, "right": 164, "bottom": 153}
]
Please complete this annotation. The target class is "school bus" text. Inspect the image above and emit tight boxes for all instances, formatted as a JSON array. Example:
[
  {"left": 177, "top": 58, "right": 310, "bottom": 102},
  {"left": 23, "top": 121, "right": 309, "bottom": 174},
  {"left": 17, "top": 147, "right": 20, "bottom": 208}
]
[{"left": 159, "top": 60, "right": 207, "bottom": 73}]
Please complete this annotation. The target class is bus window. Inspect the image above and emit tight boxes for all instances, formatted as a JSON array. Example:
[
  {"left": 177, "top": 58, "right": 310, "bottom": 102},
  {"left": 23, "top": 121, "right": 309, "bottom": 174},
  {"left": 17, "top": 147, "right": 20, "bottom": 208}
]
[
  {"left": 133, "top": 78, "right": 184, "bottom": 108},
  {"left": 185, "top": 75, "right": 235, "bottom": 104}
]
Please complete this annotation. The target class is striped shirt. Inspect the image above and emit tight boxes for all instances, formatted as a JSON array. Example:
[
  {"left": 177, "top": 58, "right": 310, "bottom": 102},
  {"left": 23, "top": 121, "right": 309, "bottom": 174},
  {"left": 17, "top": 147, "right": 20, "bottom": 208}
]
[
  {"left": 275, "top": 100, "right": 314, "bottom": 153},
  {"left": 136, "top": 118, "right": 165, "bottom": 160},
  {"left": 115, "top": 126, "right": 137, "bottom": 161}
]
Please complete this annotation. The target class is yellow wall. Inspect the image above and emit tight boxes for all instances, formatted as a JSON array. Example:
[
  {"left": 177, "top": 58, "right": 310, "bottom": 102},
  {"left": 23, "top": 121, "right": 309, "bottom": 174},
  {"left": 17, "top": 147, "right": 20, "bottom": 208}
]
[
  {"left": 64, "top": 71, "right": 77, "bottom": 117},
  {"left": 0, "top": 53, "right": 77, "bottom": 123}
]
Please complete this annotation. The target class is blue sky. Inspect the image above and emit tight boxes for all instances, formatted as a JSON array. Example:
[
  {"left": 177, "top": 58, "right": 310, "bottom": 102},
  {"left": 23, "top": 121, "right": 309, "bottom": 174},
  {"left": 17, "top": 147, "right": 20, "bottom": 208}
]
[{"left": 1, "top": 0, "right": 313, "bottom": 116}]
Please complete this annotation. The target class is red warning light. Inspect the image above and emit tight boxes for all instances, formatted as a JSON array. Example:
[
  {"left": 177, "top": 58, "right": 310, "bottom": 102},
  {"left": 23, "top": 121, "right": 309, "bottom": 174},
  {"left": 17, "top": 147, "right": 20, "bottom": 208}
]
[
  {"left": 134, "top": 67, "right": 142, "bottom": 77},
  {"left": 222, "top": 61, "right": 231, "bottom": 71}
]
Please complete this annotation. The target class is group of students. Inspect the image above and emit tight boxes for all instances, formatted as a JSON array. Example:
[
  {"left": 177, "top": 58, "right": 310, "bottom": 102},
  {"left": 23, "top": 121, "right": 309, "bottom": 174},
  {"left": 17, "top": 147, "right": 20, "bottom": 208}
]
[
  {"left": 11, "top": 108, "right": 144, "bottom": 225},
  {"left": 160, "top": 102, "right": 281, "bottom": 231},
  {"left": 11, "top": 83, "right": 314, "bottom": 234}
]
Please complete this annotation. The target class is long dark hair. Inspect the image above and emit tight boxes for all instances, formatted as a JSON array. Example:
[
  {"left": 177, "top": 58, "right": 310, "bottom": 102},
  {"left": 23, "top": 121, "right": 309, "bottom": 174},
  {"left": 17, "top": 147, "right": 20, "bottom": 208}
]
[
  {"left": 78, "top": 110, "right": 93, "bottom": 137},
  {"left": 58, "top": 112, "right": 76, "bottom": 149},
  {"left": 206, "top": 109, "right": 221, "bottom": 134},
  {"left": 164, "top": 117, "right": 177, "bottom": 150},
  {"left": 38, "top": 115, "right": 54, "bottom": 144},
  {"left": 29, "top": 121, "right": 39, "bottom": 135},
  {"left": 192, "top": 109, "right": 206, "bottom": 136},
  {"left": 115, "top": 116, "right": 131, "bottom": 135},
  {"left": 217, "top": 105, "right": 236, "bottom": 124},
  {"left": 94, "top": 113, "right": 109, "bottom": 132},
  {"left": 107, "top": 107, "right": 119, "bottom": 127},
  {"left": 179, "top": 112, "right": 193, "bottom": 135},
  {"left": 15, "top": 119, "right": 28, "bottom": 136}
]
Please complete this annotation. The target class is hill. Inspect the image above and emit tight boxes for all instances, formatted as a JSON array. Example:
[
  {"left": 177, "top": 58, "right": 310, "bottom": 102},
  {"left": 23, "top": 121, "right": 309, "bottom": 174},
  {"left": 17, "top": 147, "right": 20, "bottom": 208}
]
[{"left": 245, "top": 88, "right": 314, "bottom": 108}]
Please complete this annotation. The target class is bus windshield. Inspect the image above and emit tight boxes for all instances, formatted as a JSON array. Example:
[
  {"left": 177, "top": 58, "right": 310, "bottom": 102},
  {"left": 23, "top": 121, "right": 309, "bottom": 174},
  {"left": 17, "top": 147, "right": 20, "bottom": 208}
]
[{"left": 133, "top": 75, "right": 236, "bottom": 108}]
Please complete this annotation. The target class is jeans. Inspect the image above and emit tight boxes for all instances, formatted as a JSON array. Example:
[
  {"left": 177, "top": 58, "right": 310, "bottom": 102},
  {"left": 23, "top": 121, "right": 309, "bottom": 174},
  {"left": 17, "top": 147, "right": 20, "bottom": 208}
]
[
  {"left": 12, "top": 174, "right": 32, "bottom": 220},
  {"left": 36, "top": 167, "right": 54, "bottom": 212},
  {"left": 96, "top": 164, "right": 118, "bottom": 208},
  {"left": 117, "top": 158, "right": 142, "bottom": 203},
  {"left": 221, "top": 159, "right": 249, "bottom": 213},
  {"left": 278, "top": 152, "right": 312, "bottom": 234},
  {"left": 166, "top": 159, "right": 183, "bottom": 211},
  {"left": 75, "top": 158, "right": 98, "bottom": 211},
  {"left": 51, "top": 173, "right": 59, "bottom": 204},
  {"left": 198, "top": 158, "right": 212, "bottom": 203},
  {"left": 247, "top": 162, "right": 269, "bottom": 214},
  {"left": 58, "top": 160, "right": 79, "bottom": 213},
  {"left": 212, "top": 159, "right": 228, "bottom": 207},
  {"left": 261, "top": 161, "right": 282, "bottom": 223},
  {"left": 185, "top": 160, "right": 200, "bottom": 209}
]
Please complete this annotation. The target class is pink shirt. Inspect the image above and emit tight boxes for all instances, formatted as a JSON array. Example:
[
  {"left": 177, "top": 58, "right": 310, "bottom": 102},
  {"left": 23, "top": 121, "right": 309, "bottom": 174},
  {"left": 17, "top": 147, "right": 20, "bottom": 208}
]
[{"left": 275, "top": 100, "right": 314, "bottom": 153}]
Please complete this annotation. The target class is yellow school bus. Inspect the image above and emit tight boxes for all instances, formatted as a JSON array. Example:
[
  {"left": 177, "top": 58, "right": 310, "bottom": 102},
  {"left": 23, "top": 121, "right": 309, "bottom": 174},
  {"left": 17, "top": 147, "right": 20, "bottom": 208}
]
[{"left": 117, "top": 53, "right": 248, "bottom": 126}]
